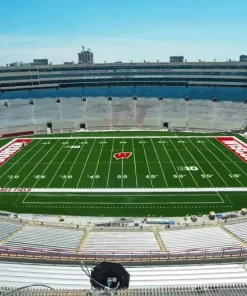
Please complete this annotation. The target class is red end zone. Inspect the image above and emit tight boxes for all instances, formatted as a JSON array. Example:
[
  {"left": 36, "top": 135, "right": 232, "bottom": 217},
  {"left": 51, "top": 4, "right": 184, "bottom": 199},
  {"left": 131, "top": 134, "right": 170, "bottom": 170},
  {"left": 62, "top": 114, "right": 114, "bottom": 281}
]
[
  {"left": 217, "top": 137, "right": 247, "bottom": 163},
  {"left": 0, "top": 139, "right": 32, "bottom": 167}
]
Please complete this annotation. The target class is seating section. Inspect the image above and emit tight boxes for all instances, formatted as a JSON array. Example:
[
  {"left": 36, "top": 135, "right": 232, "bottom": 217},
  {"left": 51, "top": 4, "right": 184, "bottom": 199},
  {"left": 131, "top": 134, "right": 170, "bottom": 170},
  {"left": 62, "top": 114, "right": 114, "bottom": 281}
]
[
  {"left": 159, "top": 227, "right": 242, "bottom": 251},
  {"left": 82, "top": 232, "right": 160, "bottom": 252},
  {"left": 224, "top": 222, "right": 247, "bottom": 243},
  {"left": 0, "top": 222, "right": 20, "bottom": 241},
  {"left": 3, "top": 226, "right": 84, "bottom": 251},
  {"left": 0, "top": 262, "right": 246, "bottom": 289}
]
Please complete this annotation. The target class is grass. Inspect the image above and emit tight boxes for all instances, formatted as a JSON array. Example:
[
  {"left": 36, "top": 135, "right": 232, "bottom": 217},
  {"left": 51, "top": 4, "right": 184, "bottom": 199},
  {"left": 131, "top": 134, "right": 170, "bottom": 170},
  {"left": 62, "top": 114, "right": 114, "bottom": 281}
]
[{"left": 0, "top": 132, "right": 247, "bottom": 217}]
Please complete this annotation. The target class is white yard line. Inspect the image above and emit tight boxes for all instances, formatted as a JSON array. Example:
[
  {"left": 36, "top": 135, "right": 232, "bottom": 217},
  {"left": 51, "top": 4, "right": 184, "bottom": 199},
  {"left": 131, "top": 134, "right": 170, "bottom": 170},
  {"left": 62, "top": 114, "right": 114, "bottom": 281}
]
[
  {"left": 47, "top": 139, "right": 79, "bottom": 188},
  {"left": 180, "top": 140, "right": 214, "bottom": 188},
  {"left": 141, "top": 138, "right": 153, "bottom": 188},
  {"left": 132, "top": 138, "right": 138, "bottom": 188},
  {"left": 188, "top": 138, "right": 229, "bottom": 187},
  {"left": 91, "top": 139, "right": 105, "bottom": 188},
  {"left": 17, "top": 140, "right": 60, "bottom": 188},
  {"left": 159, "top": 138, "right": 183, "bottom": 187},
  {"left": 169, "top": 138, "right": 199, "bottom": 188},
  {"left": 150, "top": 138, "right": 168, "bottom": 187},
  {"left": 62, "top": 139, "right": 88, "bottom": 188},
  {"left": 209, "top": 138, "right": 247, "bottom": 179},
  {"left": 3, "top": 140, "right": 47, "bottom": 187},
  {"left": 76, "top": 139, "right": 96, "bottom": 188},
  {"left": 106, "top": 139, "right": 115, "bottom": 188},
  {"left": 121, "top": 138, "right": 125, "bottom": 188},
  {"left": 0, "top": 140, "right": 41, "bottom": 180},
  {"left": 203, "top": 139, "right": 244, "bottom": 187}
]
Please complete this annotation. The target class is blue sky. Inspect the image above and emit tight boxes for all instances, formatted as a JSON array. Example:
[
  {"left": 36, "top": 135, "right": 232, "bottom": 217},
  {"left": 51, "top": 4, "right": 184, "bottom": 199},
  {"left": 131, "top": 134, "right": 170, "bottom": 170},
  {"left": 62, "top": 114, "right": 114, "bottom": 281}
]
[{"left": 0, "top": 0, "right": 247, "bottom": 65}]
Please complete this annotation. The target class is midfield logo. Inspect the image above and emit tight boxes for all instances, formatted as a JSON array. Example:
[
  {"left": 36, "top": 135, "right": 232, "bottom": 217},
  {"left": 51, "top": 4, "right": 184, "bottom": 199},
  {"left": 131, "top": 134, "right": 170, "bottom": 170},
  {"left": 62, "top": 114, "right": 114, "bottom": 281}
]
[{"left": 113, "top": 152, "right": 132, "bottom": 160}]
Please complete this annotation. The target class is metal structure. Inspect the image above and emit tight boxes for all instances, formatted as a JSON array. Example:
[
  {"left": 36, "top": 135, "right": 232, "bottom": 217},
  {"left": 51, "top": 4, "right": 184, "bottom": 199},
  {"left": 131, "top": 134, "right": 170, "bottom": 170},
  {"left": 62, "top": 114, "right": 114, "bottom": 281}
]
[{"left": 0, "top": 245, "right": 247, "bottom": 262}]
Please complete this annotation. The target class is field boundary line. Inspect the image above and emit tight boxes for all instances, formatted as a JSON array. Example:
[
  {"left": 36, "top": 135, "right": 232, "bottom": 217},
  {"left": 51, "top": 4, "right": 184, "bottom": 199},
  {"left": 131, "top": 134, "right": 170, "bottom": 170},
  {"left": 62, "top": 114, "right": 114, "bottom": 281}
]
[
  {"left": 12, "top": 187, "right": 247, "bottom": 193},
  {"left": 47, "top": 139, "right": 79, "bottom": 188},
  {"left": 23, "top": 200, "right": 222, "bottom": 205},
  {"left": 141, "top": 138, "right": 153, "bottom": 188},
  {"left": 0, "top": 140, "right": 41, "bottom": 180},
  {"left": 62, "top": 138, "right": 88, "bottom": 188},
  {"left": 188, "top": 138, "right": 229, "bottom": 187},
  {"left": 91, "top": 139, "right": 105, "bottom": 188},
  {"left": 150, "top": 139, "right": 168, "bottom": 187},
  {"left": 205, "top": 138, "right": 245, "bottom": 186},
  {"left": 17, "top": 136, "right": 233, "bottom": 140},
  {"left": 76, "top": 139, "right": 96, "bottom": 188}
]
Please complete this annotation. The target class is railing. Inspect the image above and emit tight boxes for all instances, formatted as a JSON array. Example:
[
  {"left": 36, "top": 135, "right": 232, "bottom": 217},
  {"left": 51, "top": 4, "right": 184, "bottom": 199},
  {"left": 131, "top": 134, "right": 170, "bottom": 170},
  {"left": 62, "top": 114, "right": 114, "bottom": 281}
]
[{"left": 0, "top": 245, "right": 246, "bottom": 262}]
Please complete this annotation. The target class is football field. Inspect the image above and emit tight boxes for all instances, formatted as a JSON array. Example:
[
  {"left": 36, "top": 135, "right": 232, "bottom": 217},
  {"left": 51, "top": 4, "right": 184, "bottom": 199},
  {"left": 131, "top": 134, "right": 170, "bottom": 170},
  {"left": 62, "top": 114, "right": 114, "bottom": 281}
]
[{"left": 0, "top": 133, "right": 247, "bottom": 217}]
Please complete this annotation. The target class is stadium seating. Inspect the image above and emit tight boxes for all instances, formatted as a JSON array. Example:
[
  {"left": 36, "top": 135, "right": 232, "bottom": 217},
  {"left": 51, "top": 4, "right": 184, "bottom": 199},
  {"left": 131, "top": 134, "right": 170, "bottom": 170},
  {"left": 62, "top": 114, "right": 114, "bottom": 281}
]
[
  {"left": 1, "top": 97, "right": 246, "bottom": 133},
  {"left": 224, "top": 222, "right": 247, "bottom": 243},
  {"left": 82, "top": 231, "right": 160, "bottom": 252},
  {"left": 159, "top": 227, "right": 242, "bottom": 251},
  {"left": 0, "top": 221, "right": 20, "bottom": 241},
  {"left": 3, "top": 226, "right": 84, "bottom": 251},
  {"left": 0, "top": 262, "right": 247, "bottom": 289}
]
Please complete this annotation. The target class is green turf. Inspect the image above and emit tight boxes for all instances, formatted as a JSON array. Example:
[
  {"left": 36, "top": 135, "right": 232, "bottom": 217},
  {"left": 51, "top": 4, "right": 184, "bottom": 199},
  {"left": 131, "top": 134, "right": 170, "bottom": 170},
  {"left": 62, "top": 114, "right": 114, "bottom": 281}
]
[{"left": 1, "top": 133, "right": 247, "bottom": 217}]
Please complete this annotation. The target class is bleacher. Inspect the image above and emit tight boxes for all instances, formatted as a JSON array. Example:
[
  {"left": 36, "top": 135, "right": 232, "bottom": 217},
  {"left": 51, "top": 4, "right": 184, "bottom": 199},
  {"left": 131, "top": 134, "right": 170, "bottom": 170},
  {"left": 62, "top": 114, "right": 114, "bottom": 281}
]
[
  {"left": 224, "top": 222, "right": 247, "bottom": 243},
  {"left": 0, "top": 262, "right": 246, "bottom": 289},
  {"left": 82, "top": 231, "right": 160, "bottom": 252},
  {"left": 3, "top": 226, "right": 84, "bottom": 251},
  {"left": 0, "top": 221, "right": 20, "bottom": 240},
  {"left": 1, "top": 97, "right": 246, "bottom": 133},
  {"left": 159, "top": 227, "right": 243, "bottom": 251}
]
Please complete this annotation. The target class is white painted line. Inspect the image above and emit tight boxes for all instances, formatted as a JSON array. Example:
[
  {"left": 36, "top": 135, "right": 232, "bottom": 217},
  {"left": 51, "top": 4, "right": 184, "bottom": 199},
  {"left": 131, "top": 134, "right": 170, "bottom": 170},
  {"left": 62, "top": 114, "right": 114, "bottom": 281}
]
[
  {"left": 3, "top": 140, "right": 45, "bottom": 187},
  {"left": 62, "top": 138, "right": 88, "bottom": 188},
  {"left": 150, "top": 138, "right": 168, "bottom": 188},
  {"left": 76, "top": 139, "right": 96, "bottom": 188},
  {"left": 159, "top": 138, "right": 183, "bottom": 187},
  {"left": 0, "top": 140, "right": 41, "bottom": 181},
  {"left": 47, "top": 139, "right": 79, "bottom": 187},
  {"left": 205, "top": 138, "right": 245, "bottom": 186},
  {"left": 169, "top": 138, "right": 199, "bottom": 188},
  {"left": 188, "top": 138, "right": 229, "bottom": 187},
  {"left": 181, "top": 139, "right": 214, "bottom": 188},
  {"left": 141, "top": 138, "right": 153, "bottom": 188},
  {"left": 17, "top": 135, "right": 232, "bottom": 140},
  {"left": 19, "top": 186, "right": 247, "bottom": 193},
  {"left": 91, "top": 139, "right": 105, "bottom": 188},
  {"left": 106, "top": 139, "right": 115, "bottom": 188},
  {"left": 132, "top": 138, "right": 138, "bottom": 188}
]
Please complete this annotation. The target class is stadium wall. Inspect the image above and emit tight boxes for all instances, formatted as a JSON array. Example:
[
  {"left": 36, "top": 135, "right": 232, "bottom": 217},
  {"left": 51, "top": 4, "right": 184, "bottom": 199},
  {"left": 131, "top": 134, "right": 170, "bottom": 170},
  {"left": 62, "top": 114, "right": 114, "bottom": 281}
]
[{"left": 0, "top": 85, "right": 247, "bottom": 101}]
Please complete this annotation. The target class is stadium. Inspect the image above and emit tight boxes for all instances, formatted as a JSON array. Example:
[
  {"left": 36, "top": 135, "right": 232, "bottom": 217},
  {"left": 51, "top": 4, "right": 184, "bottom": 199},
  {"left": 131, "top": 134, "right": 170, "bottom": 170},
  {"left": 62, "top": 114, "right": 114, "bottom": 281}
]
[{"left": 1, "top": 60, "right": 247, "bottom": 295}]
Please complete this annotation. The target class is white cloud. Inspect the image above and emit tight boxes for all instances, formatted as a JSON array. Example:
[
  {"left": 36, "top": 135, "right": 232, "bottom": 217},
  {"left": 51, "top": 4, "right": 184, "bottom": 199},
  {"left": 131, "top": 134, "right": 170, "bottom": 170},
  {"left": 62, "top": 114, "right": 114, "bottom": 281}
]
[{"left": 0, "top": 34, "right": 246, "bottom": 65}]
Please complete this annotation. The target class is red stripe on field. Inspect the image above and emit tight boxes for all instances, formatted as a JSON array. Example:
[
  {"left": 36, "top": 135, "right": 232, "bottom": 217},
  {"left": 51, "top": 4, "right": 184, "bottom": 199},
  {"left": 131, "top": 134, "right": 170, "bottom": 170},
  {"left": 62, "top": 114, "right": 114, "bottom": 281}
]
[
  {"left": 0, "top": 139, "right": 33, "bottom": 167},
  {"left": 216, "top": 137, "right": 247, "bottom": 164}
]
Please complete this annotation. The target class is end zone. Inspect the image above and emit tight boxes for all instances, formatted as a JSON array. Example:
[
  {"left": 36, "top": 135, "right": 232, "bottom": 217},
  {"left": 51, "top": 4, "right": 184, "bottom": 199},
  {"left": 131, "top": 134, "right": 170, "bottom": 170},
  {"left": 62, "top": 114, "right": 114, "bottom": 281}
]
[{"left": 0, "top": 139, "right": 32, "bottom": 167}]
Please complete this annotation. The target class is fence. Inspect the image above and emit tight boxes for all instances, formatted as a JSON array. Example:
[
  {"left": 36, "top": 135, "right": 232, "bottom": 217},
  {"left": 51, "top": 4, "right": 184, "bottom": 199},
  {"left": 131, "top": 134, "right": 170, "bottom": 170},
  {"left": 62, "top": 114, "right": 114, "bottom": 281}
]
[{"left": 0, "top": 245, "right": 246, "bottom": 262}]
